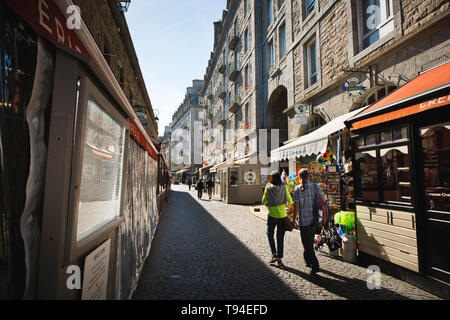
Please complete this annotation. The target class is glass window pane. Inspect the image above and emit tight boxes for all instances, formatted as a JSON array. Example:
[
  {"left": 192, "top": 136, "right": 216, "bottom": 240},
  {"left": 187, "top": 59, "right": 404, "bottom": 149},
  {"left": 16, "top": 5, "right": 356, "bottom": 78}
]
[
  {"left": 365, "top": 133, "right": 376, "bottom": 146},
  {"left": 77, "top": 99, "right": 126, "bottom": 242},
  {"left": 381, "top": 146, "right": 411, "bottom": 203},
  {"left": 357, "top": 136, "right": 365, "bottom": 148},
  {"left": 230, "top": 168, "right": 239, "bottom": 186},
  {"left": 381, "top": 130, "right": 392, "bottom": 143},
  {"left": 306, "top": 0, "right": 315, "bottom": 15},
  {"left": 393, "top": 127, "right": 408, "bottom": 140},
  {"left": 421, "top": 124, "right": 450, "bottom": 212},
  {"left": 356, "top": 151, "right": 379, "bottom": 201}
]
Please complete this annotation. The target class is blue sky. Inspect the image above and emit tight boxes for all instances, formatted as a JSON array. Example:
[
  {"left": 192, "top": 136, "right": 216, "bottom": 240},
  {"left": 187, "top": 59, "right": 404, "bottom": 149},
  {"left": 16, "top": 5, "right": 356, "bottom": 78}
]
[{"left": 126, "top": 0, "right": 226, "bottom": 136}]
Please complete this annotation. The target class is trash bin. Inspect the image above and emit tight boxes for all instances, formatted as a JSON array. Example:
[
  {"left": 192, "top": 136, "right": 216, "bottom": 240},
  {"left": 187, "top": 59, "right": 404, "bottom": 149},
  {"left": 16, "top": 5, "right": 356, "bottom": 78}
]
[{"left": 342, "top": 234, "right": 357, "bottom": 263}]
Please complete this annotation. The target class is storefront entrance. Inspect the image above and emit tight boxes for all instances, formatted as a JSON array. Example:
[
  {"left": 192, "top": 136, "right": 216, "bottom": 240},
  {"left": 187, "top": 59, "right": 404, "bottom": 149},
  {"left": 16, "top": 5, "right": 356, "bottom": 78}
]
[{"left": 419, "top": 122, "right": 450, "bottom": 283}]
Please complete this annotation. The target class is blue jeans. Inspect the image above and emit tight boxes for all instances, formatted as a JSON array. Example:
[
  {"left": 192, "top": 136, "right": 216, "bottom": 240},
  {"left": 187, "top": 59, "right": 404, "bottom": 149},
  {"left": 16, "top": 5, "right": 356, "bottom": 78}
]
[
  {"left": 300, "top": 224, "right": 319, "bottom": 269},
  {"left": 267, "top": 216, "right": 286, "bottom": 259}
]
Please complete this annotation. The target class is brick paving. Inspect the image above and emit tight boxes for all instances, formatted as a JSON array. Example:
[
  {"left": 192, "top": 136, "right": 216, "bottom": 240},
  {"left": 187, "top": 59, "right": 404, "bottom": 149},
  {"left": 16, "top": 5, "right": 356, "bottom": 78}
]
[{"left": 133, "top": 185, "right": 440, "bottom": 300}]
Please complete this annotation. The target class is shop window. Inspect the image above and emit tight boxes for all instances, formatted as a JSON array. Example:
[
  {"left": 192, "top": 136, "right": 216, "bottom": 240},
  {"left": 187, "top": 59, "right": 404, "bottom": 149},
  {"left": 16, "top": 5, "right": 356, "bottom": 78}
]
[
  {"left": 230, "top": 168, "right": 239, "bottom": 186},
  {"left": 381, "top": 147, "right": 411, "bottom": 202},
  {"left": 76, "top": 99, "right": 126, "bottom": 242},
  {"left": 364, "top": 133, "right": 376, "bottom": 146},
  {"left": 421, "top": 123, "right": 450, "bottom": 212},
  {"left": 355, "top": 126, "right": 411, "bottom": 203},
  {"left": 393, "top": 127, "right": 408, "bottom": 141},
  {"left": 356, "top": 151, "right": 379, "bottom": 201}
]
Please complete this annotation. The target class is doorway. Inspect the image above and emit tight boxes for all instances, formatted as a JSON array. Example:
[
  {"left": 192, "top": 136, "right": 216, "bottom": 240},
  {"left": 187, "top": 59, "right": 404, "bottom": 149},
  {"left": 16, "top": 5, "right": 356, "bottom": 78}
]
[{"left": 419, "top": 122, "right": 450, "bottom": 283}]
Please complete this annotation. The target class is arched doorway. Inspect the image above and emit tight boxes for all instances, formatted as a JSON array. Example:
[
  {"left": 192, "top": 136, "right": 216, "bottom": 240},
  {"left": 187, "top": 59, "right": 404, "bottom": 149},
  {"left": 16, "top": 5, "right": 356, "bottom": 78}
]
[
  {"left": 266, "top": 86, "right": 289, "bottom": 174},
  {"left": 266, "top": 86, "right": 288, "bottom": 146}
]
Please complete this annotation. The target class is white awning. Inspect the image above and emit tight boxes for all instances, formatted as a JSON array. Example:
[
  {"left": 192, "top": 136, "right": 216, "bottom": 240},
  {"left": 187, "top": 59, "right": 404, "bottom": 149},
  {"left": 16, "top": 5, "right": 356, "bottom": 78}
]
[
  {"left": 271, "top": 108, "right": 366, "bottom": 163},
  {"left": 176, "top": 169, "right": 188, "bottom": 174}
]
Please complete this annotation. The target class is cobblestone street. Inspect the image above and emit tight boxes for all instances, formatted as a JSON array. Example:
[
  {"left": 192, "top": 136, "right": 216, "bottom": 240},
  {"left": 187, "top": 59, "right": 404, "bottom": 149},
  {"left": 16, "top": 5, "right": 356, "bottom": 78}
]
[{"left": 133, "top": 185, "right": 439, "bottom": 300}]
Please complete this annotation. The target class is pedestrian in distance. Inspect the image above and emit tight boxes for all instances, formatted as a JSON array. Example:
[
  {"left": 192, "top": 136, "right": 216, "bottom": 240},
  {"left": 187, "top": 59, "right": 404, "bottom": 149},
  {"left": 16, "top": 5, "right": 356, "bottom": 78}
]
[
  {"left": 262, "top": 171, "right": 294, "bottom": 268},
  {"left": 206, "top": 177, "right": 214, "bottom": 200},
  {"left": 293, "top": 169, "right": 323, "bottom": 276},
  {"left": 187, "top": 177, "right": 192, "bottom": 191},
  {"left": 196, "top": 179, "right": 204, "bottom": 200}
]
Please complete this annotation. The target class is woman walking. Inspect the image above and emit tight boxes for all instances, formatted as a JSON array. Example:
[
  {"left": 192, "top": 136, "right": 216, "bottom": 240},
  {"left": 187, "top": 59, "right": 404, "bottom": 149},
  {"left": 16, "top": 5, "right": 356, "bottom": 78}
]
[
  {"left": 293, "top": 169, "right": 323, "bottom": 276},
  {"left": 262, "top": 171, "right": 293, "bottom": 267},
  {"left": 196, "top": 179, "right": 204, "bottom": 200}
]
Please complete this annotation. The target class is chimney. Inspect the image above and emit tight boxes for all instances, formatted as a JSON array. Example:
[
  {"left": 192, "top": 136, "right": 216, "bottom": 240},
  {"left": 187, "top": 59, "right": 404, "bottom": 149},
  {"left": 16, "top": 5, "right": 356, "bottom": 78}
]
[{"left": 213, "top": 20, "right": 222, "bottom": 50}]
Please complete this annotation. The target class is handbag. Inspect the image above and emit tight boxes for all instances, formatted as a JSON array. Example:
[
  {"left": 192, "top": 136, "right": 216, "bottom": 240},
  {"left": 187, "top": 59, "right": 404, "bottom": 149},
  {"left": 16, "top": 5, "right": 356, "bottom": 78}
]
[{"left": 282, "top": 216, "right": 294, "bottom": 232}]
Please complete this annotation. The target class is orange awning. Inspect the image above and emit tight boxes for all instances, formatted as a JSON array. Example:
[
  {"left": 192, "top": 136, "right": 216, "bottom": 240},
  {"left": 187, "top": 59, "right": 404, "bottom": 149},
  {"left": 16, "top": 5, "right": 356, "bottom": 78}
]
[{"left": 349, "top": 61, "right": 450, "bottom": 131}]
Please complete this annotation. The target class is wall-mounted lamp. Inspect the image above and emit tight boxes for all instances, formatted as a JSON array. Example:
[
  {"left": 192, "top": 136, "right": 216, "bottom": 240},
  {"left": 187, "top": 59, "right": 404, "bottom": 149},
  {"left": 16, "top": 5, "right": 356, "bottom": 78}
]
[{"left": 116, "top": 1, "right": 131, "bottom": 13}]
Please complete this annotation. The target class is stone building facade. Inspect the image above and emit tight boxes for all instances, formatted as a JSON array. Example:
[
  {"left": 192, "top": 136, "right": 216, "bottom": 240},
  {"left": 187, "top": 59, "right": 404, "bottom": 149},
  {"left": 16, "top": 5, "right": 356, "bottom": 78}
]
[
  {"left": 285, "top": 0, "right": 450, "bottom": 173},
  {"left": 170, "top": 80, "right": 206, "bottom": 177},
  {"left": 72, "top": 0, "right": 158, "bottom": 138},
  {"left": 200, "top": 0, "right": 267, "bottom": 204},
  {"left": 260, "top": 0, "right": 296, "bottom": 175}
]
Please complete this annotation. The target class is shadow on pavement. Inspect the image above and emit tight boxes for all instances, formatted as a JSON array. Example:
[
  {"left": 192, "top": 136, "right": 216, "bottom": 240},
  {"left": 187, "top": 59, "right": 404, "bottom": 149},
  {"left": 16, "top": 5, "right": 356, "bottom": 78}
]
[
  {"left": 133, "top": 190, "right": 302, "bottom": 300},
  {"left": 275, "top": 265, "right": 411, "bottom": 300}
]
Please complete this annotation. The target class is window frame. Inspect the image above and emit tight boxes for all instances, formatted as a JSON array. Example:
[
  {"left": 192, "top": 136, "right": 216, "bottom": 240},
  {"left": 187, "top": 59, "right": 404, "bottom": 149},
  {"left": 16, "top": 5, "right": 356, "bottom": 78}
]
[
  {"left": 244, "top": 27, "right": 249, "bottom": 53},
  {"left": 305, "top": 38, "right": 317, "bottom": 88},
  {"left": 267, "top": 0, "right": 273, "bottom": 27},
  {"left": 354, "top": 124, "right": 414, "bottom": 206},
  {"left": 305, "top": 0, "right": 316, "bottom": 18},
  {"left": 65, "top": 71, "right": 130, "bottom": 263},
  {"left": 279, "top": 22, "right": 287, "bottom": 58},
  {"left": 268, "top": 39, "right": 275, "bottom": 70},
  {"left": 356, "top": 0, "right": 395, "bottom": 52}
]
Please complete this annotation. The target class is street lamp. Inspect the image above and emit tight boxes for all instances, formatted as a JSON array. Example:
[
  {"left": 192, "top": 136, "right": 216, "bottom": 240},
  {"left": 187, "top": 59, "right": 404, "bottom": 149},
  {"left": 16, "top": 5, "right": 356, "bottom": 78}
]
[{"left": 116, "top": 1, "right": 131, "bottom": 13}]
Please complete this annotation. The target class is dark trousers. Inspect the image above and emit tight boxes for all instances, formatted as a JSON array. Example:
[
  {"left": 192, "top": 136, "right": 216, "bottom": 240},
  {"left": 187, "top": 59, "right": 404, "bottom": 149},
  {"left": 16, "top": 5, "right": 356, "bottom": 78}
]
[
  {"left": 300, "top": 224, "right": 319, "bottom": 269},
  {"left": 267, "top": 216, "right": 286, "bottom": 259}
]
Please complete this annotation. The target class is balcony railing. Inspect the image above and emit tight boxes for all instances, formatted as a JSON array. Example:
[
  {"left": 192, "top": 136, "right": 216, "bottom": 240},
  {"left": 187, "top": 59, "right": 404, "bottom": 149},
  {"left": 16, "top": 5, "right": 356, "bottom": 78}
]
[
  {"left": 218, "top": 62, "right": 226, "bottom": 74},
  {"left": 229, "top": 34, "right": 240, "bottom": 51},
  {"left": 228, "top": 95, "right": 241, "bottom": 114},
  {"left": 218, "top": 90, "right": 227, "bottom": 100},
  {"left": 229, "top": 64, "right": 240, "bottom": 82}
]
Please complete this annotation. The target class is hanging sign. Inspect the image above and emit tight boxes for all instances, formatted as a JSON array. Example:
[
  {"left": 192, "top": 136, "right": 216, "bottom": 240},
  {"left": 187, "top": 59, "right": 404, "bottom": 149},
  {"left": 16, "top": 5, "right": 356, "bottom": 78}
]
[
  {"left": 343, "top": 77, "right": 366, "bottom": 97},
  {"left": 294, "top": 104, "right": 308, "bottom": 125}
]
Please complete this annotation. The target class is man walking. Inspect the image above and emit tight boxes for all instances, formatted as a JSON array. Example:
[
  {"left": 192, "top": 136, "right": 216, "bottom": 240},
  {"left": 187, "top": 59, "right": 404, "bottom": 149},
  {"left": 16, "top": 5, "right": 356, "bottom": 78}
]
[
  {"left": 293, "top": 169, "right": 323, "bottom": 276},
  {"left": 187, "top": 177, "right": 192, "bottom": 191},
  {"left": 206, "top": 177, "right": 214, "bottom": 200}
]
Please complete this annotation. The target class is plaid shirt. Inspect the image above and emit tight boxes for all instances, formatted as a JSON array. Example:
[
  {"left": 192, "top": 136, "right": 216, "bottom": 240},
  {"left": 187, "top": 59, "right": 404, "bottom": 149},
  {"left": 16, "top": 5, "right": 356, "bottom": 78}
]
[{"left": 293, "top": 180, "right": 323, "bottom": 227}]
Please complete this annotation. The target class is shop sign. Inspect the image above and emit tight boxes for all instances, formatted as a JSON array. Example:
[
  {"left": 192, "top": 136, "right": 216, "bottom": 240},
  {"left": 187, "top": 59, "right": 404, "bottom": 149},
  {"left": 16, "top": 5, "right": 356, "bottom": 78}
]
[
  {"left": 4, "top": 0, "right": 90, "bottom": 58},
  {"left": 343, "top": 77, "right": 367, "bottom": 97},
  {"left": 294, "top": 104, "right": 308, "bottom": 125},
  {"left": 81, "top": 239, "right": 111, "bottom": 300}
]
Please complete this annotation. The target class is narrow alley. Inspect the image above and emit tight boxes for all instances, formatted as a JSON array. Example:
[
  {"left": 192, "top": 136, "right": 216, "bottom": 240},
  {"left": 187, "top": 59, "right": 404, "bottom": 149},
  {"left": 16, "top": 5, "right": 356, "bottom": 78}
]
[{"left": 133, "top": 185, "right": 438, "bottom": 300}]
